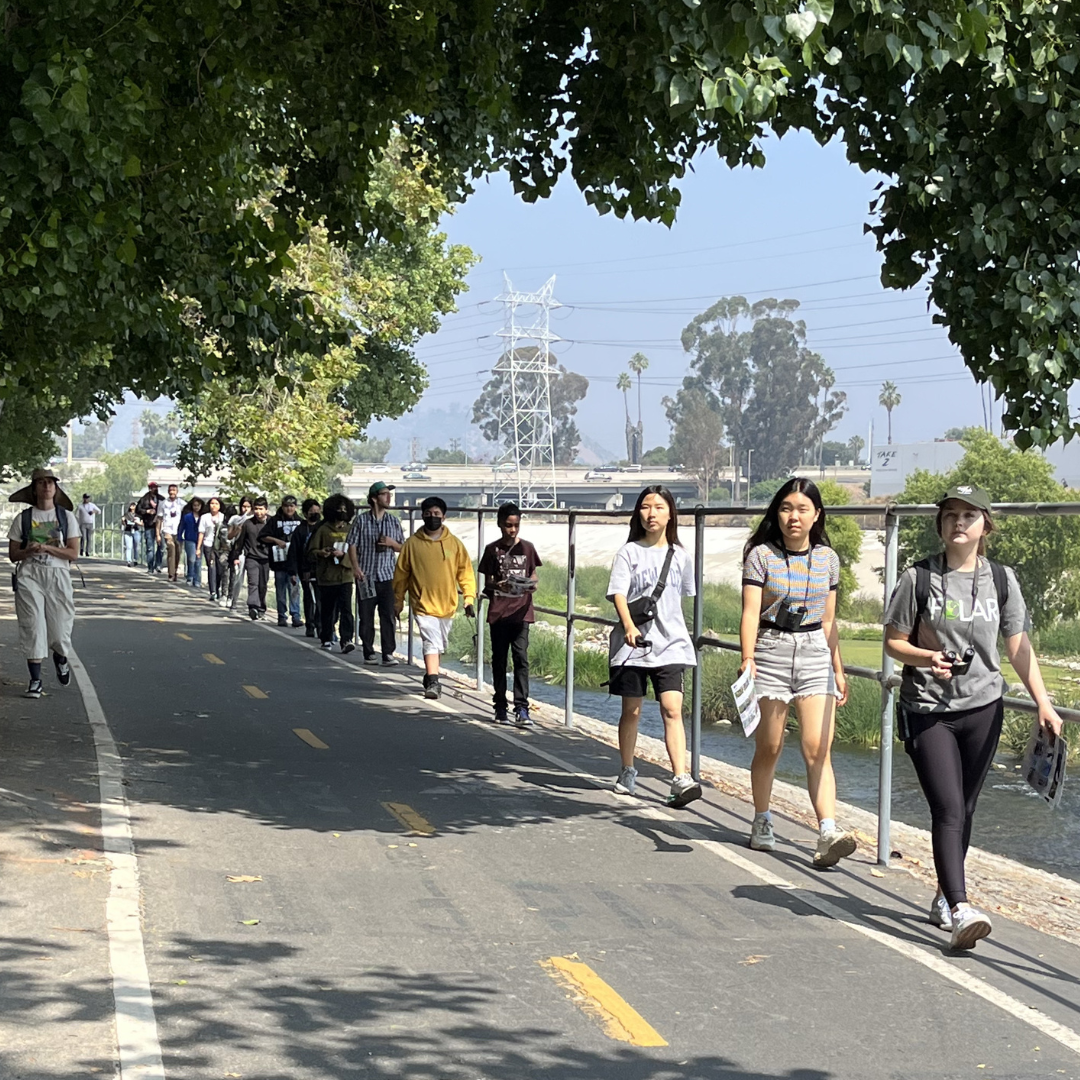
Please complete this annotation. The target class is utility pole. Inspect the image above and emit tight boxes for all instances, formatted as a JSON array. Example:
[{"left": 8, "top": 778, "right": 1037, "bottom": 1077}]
[
  {"left": 493, "top": 274, "right": 560, "bottom": 509},
  {"left": 746, "top": 448, "right": 754, "bottom": 507}
]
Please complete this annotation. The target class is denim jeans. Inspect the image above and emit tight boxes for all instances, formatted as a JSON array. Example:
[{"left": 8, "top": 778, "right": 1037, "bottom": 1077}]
[
  {"left": 274, "top": 570, "right": 301, "bottom": 623},
  {"left": 123, "top": 531, "right": 140, "bottom": 565},
  {"left": 144, "top": 526, "right": 163, "bottom": 571},
  {"left": 184, "top": 540, "right": 201, "bottom": 585}
]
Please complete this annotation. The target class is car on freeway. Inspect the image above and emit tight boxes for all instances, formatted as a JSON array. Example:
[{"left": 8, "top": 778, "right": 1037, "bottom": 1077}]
[
  {"left": 492, "top": 461, "right": 518, "bottom": 472},
  {"left": 367, "top": 465, "right": 389, "bottom": 473},
  {"left": 584, "top": 470, "right": 613, "bottom": 481},
  {"left": 401, "top": 461, "right": 424, "bottom": 472},
  {"left": 402, "top": 471, "right": 431, "bottom": 481},
  {"left": 620, "top": 463, "right": 642, "bottom": 472}
]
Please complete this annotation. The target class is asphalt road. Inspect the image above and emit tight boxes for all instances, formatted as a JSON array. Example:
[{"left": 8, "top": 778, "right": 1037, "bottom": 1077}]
[{"left": 3, "top": 561, "right": 1080, "bottom": 1079}]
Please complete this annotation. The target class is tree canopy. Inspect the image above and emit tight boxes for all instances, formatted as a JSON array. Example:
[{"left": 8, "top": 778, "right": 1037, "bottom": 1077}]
[{"left": 3, "top": 1, "right": 1080, "bottom": 465}]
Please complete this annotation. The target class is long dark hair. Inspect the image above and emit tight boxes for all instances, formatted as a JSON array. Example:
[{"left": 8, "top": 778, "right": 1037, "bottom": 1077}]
[
  {"left": 626, "top": 486, "right": 681, "bottom": 546},
  {"left": 322, "top": 493, "right": 355, "bottom": 524},
  {"left": 743, "top": 477, "right": 830, "bottom": 561}
]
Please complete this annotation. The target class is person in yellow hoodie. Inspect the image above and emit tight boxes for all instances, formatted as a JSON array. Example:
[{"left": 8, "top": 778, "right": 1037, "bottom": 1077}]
[{"left": 393, "top": 496, "right": 476, "bottom": 699}]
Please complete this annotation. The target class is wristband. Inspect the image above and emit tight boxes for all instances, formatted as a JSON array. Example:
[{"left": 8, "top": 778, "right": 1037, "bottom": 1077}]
[{"left": 742, "top": 655, "right": 754, "bottom": 662}]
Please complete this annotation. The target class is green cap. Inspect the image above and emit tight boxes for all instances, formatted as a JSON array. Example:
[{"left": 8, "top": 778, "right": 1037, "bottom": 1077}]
[
  {"left": 938, "top": 483, "right": 993, "bottom": 515},
  {"left": 368, "top": 481, "right": 396, "bottom": 498}
]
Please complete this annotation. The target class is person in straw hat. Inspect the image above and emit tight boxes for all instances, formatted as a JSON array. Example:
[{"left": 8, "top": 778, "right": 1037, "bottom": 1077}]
[{"left": 6, "top": 468, "right": 81, "bottom": 698}]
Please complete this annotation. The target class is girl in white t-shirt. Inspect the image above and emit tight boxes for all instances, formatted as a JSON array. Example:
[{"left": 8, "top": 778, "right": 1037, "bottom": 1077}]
[
  {"left": 606, "top": 486, "right": 701, "bottom": 809},
  {"left": 197, "top": 496, "right": 227, "bottom": 601},
  {"left": 6, "top": 468, "right": 81, "bottom": 698}
]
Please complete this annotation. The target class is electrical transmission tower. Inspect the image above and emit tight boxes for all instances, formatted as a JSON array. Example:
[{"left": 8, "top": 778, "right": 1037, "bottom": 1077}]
[{"left": 493, "top": 274, "right": 560, "bottom": 509}]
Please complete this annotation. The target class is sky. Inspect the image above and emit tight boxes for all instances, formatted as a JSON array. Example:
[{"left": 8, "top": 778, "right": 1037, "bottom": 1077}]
[{"left": 363, "top": 127, "right": 992, "bottom": 465}]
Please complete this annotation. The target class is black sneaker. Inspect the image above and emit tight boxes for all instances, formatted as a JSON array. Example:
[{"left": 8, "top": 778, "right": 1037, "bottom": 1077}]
[
  {"left": 277, "top": 619, "right": 288, "bottom": 627},
  {"left": 53, "top": 654, "right": 71, "bottom": 686},
  {"left": 291, "top": 621, "right": 303, "bottom": 629},
  {"left": 424, "top": 676, "right": 441, "bottom": 700},
  {"left": 321, "top": 642, "right": 334, "bottom": 651},
  {"left": 305, "top": 626, "right": 316, "bottom": 638},
  {"left": 494, "top": 705, "right": 511, "bottom": 725},
  {"left": 342, "top": 642, "right": 356, "bottom": 655},
  {"left": 24, "top": 679, "right": 43, "bottom": 699}
]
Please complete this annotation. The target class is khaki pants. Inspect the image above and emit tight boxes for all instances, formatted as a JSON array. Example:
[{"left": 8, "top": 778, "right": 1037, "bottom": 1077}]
[
  {"left": 15, "top": 561, "right": 75, "bottom": 660},
  {"left": 165, "top": 534, "right": 181, "bottom": 579}
]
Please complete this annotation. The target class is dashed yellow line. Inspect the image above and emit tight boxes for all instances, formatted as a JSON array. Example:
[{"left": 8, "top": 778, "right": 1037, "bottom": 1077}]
[
  {"left": 381, "top": 802, "right": 436, "bottom": 837},
  {"left": 175, "top": 632, "right": 193, "bottom": 641},
  {"left": 293, "top": 728, "right": 329, "bottom": 750},
  {"left": 540, "top": 956, "right": 667, "bottom": 1047},
  {"left": 242, "top": 684, "right": 268, "bottom": 699},
  {"left": 152, "top": 617, "right": 165, "bottom": 623},
  {"left": 203, "top": 653, "right": 224, "bottom": 665}
]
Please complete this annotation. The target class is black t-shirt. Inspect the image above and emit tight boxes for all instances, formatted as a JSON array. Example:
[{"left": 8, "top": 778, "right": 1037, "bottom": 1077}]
[
  {"left": 136, "top": 492, "right": 160, "bottom": 528},
  {"left": 238, "top": 518, "right": 270, "bottom": 562},
  {"left": 479, "top": 538, "right": 541, "bottom": 624}
]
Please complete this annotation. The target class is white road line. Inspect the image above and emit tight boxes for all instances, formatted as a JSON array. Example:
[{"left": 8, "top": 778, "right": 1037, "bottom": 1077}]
[
  {"left": 70, "top": 650, "right": 166, "bottom": 1080},
  {"left": 249, "top": 609, "right": 1080, "bottom": 1058}
]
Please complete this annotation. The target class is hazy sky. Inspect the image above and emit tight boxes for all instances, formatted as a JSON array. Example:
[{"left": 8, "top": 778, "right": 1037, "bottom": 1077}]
[{"left": 367, "top": 127, "right": 991, "bottom": 463}]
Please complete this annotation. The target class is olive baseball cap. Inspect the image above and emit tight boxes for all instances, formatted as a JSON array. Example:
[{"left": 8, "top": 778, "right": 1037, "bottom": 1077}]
[
  {"left": 368, "top": 481, "right": 396, "bottom": 498},
  {"left": 938, "top": 483, "right": 993, "bottom": 514}
]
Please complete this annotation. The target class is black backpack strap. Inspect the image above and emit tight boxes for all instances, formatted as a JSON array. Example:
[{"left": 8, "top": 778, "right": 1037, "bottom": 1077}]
[
  {"left": 650, "top": 546, "right": 676, "bottom": 601},
  {"left": 902, "top": 556, "right": 935, "bottom": 678},
  {"left": 18, "top": 507, "right": 32, "bottom": 549},
  {"left": 988, "top": 559, "right": 1009, "bottom": 613}
]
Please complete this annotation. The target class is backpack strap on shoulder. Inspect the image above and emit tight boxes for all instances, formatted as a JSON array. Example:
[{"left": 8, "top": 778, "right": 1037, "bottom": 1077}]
[
  {"left": 988, "top": 559, "right": 1009, "bottom": 612},
  {"left": 903, "top": 556, "right": 936, "bottom": 678},
  {"left": 19, "top": 507, "right": 32, "bottom": 549}
]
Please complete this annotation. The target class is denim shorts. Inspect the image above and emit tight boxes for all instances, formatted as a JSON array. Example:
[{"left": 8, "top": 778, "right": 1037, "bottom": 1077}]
[{"left": 753, "top": 627, "right": 836, "bottom": 703}]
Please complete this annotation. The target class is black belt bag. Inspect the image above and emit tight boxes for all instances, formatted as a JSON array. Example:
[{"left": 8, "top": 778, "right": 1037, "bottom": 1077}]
[{"left": 626, "top": 546, "right": 676, "bottom": 627}]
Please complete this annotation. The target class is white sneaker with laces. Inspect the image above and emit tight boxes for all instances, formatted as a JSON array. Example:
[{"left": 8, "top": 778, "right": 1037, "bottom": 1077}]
[
  {"left": 749, "top": 816, "right": 776, "bottom": 851},
  {"left": 613, "top": 766, "right": 637, "bottom": 796},
  {"left": 929, "top": 895, "right": 954, "bottom": 931},
  {"left": 813, "top": 828, "right": 857, "bottom": 868},
  {"left": 949, "top": 907, "right": 992, "bottom": 950},
  {"left": 666, "top": 774, "right": 702, "bottom": 808}
]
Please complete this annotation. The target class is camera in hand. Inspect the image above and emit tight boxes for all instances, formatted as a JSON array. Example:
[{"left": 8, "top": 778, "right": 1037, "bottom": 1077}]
[
  {"left": 942, "top": 646, "right": 975, "bottom": 673},
  {"left": 773, "top": 601, "right": 808, "bottom": 632}
]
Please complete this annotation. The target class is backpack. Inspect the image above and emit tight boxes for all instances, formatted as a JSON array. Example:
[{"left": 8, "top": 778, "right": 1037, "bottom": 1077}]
[
  {"left": 19, "top": 506, "right": 69, "bottom": 548},
  {"left": 904, "top": 554, "right": 1009, "bottom": 672}
]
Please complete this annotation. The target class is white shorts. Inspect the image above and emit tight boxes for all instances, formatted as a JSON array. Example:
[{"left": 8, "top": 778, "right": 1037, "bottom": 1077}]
[{"left": 416, "top": 614, "right": 453, "bottom": 656}]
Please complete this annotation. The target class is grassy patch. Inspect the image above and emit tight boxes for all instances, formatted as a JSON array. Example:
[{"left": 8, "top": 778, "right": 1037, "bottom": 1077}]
[
  {"left": 1035, "top": 619, "right": 1080, "bottom": 658},
  {"left": 845, "top": 591, "right": 884, "bottom": 624}
]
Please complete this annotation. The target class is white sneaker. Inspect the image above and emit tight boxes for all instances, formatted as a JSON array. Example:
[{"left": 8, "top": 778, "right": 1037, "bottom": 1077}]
[
  {"left": 813, "top": 828, "right": 857, "bottom": 868},
  {"left": 929, "top": 895, "right": 953, "bottom": 931},
  {"left": 949, "top": 907, "right": 992, "bottom": 951},
  {"left": 666, "top": 774, "right": 702, "bottom": 808},
  {"left": 749, "top": 816, "right": 776, "bottom": 851},
  {"left": 613, "top": 766, "right": 637, "bottom": 796}
]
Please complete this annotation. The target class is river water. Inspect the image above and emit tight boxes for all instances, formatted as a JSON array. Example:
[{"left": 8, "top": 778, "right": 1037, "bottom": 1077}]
[{"left": 462, "top": 662, "right": 1080, "bottom": 884}]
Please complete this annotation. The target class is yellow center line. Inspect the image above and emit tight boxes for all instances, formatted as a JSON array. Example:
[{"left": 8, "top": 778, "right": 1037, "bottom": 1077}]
[
  {"left": 203, "top": 653, "right": 225, "bottom": 665},
  {"left": 539, "top": 956, "right": 668, "bottom": 1047},
  {"left": 242, "top": 684, "right": 268, "bottom": 699},
  {"left": 152, "top": 617, "right": 165, "bottom": 623},
  {"left": 381, "top": 802, "right": 436, "bottom": 837},
  {"left": 175, "top": 632, "right": 193, "bottom": 641},
  {"left": 293, "top": 728, "right": 329, "bottom": 750}
]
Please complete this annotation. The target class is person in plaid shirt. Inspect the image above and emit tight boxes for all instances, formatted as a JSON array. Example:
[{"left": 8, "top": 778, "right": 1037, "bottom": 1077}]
[{"left": 347, "top": 481, "right": 404, "bottom": 665}]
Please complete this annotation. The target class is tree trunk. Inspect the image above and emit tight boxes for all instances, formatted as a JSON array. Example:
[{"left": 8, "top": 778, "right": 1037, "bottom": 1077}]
[{"left": 887, "top": 409, "right": 893, "bottom": 445}]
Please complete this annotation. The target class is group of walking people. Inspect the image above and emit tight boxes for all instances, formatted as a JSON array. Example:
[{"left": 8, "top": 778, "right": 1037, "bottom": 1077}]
[{"left": 7, "top": 468, "right": 1065, "bottom": 953}]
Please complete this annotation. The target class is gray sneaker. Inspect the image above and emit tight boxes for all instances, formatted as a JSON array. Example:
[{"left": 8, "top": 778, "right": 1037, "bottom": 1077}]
[
  {"left": 813, "top": 828, "right": 857, "bottom": 868},
  {"left": 666, "top": 774, "right": 702, "bottom": 808},
  {"left": 613, "top": 766, "right": 637, "bottom": 796},
  {"left": 949, "top": 907, "right": 992, "bottom": 951},
  {"left": 749, "top": 816, "right": 776, "bottom": 851},
  {"left": 929, "top": 895, "right": 954, "bottom": 931}
]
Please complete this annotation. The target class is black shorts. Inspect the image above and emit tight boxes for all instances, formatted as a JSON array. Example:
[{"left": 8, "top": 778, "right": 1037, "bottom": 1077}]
[{"left": 608, "top": 664, "right": 685, "bottom": 699}]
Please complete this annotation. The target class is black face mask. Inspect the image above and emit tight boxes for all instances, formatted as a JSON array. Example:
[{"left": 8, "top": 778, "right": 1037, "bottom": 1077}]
[
  {"left": 307, "top": 512, "right": 320, "bottom": 522},
  {"left": 422, "top": 515, "right": 443, "bottom": 532}
]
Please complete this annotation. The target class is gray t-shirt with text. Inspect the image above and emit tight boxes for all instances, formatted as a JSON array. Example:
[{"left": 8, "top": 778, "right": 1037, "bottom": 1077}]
[{"left": 884, "top": 554, "right": 1029, "bottom": 714}]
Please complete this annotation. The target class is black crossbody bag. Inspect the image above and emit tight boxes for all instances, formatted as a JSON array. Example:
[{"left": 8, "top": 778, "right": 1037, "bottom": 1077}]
[{"left": 626, "top": 546, "right": 676, "bottom": 627}]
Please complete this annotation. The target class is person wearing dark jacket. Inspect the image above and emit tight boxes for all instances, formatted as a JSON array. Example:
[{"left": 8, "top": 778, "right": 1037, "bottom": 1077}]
[
  {"left": 233, "top": 497, "right": 271, "bottom": 620},
  {"left": 136, "top": 483, "right": 163, "bottom": 573},
  {"left": 289, "top": 498, "right": 322, "bottom": 637},
  {"left": 260, "top": 495, "right": 303, "bottom": 627},
  {"left": 307, "top": 494, "right": 356, "bottom": 653}
]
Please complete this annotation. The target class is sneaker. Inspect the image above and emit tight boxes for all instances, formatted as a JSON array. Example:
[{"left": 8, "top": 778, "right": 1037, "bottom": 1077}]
[
  {"left": 321, "top": 642, "right": 334, "bottom": 651},
  {"left": 363, "top": 653, "right": 380, "bottom": 665},
  {"left": 949, "top": 907, "right": 992, "bottom": 951},
  {"left": 23, "top": 679, "right": 43, "bottom": 699},
  {"left": 749, "top": 816, "right": 776, "bottom": 851},
  {"left": 514, "top": 705, "right": 534, "bottom": 728},
  {"left": 291, "top": 621, "right": 303, "bottom": 629},
  {"left": 423, "top": 676, "right": 441, "bottom": 700},
  {"left": 666, "top": 773, "right": 702, "bottom": 808},
  {"left": 929, "top": 895, "right": 954, "bottom": 931},
  {"left": 53, "top": 655, "right": 71, "bottom": 687},
  {"left": 494, "top": 705, "right": 511, "bottom": 725},
  {"left": 381, "top": 656, "right": 399, "bottom": 667},
  {"left": 814, "top": 828, "right": 857, "bottom": 869},
  {"left": 278, "top": 619, "right": 288, "bottom": 627},
  {"left": 342, "top": 642, "right": 356, "bottom": 655},
  {"left": 613, "top": 766, "right": 638, "bottom": 796},
  {"left": 305, "top": 626, "right": 315, "bottom": 638}
]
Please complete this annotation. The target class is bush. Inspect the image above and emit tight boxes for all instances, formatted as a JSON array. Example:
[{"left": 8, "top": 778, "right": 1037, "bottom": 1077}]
[
  {"left": 1034, "top": 619, "right": 1080, "bottom": 658},
  {"left": 845, "top": 591, "right": 884, "bottom": 624}
]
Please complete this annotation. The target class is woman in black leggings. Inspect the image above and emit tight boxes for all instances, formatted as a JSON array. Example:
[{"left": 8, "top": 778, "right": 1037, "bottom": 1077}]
[{"left": 885, "top": 484, "right": 1062, "bottom": 951}]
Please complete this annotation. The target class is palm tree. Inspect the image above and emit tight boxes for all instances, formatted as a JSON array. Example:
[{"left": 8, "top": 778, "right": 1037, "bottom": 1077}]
[
  {"left": 617, "top": 372, "right": 634, "bottom": 461},
  {"left": 628, "top": 352, "right": 649, "bottom": 461},
  {"left": 879, "top": 380, "right": 901, "bottom": 444}
]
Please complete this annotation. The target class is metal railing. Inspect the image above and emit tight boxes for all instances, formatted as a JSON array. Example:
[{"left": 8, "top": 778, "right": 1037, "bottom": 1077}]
[{"left": 392, "top": 500, "right": 1080, "bottom": 868}]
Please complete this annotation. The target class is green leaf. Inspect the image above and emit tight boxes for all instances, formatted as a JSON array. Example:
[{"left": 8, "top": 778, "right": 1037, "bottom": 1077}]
[
  {"left": 123, "top": 156, "right": 142, "bottom": 178},
  {"left": 823, "top": 46, "right": 842, "bottom": 66},
  {"left": 701, "top": 77, "right": 719, "bottom": 110},
  {"left": 901, "top": 44, "right": 923, "bottom": 73},
  {"left": 668, "top": 73, "right": 696, "bottom": 107},
  {"left": 117, "top": 237, "right": 137, "bottom": 265},
  {"left": 784, "top": 11, "right": 817, "bottom": 42}
]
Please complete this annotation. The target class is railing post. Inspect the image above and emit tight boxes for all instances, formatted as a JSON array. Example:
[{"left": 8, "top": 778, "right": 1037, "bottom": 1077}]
[
  {"left": 406, "top": 508, "right": 416, "bottom": 666},
  {"left": 475, "top": 509, "right": 485, "bottom": 693},
  {"left": 564, "top": 512, "right": 577, "bottom": 728},
  {"left": 691, "top": 508, "right": 705, "bottom": 781},
  {"left": 877, "top": 506, "right": 899, "bottom": 866}
]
